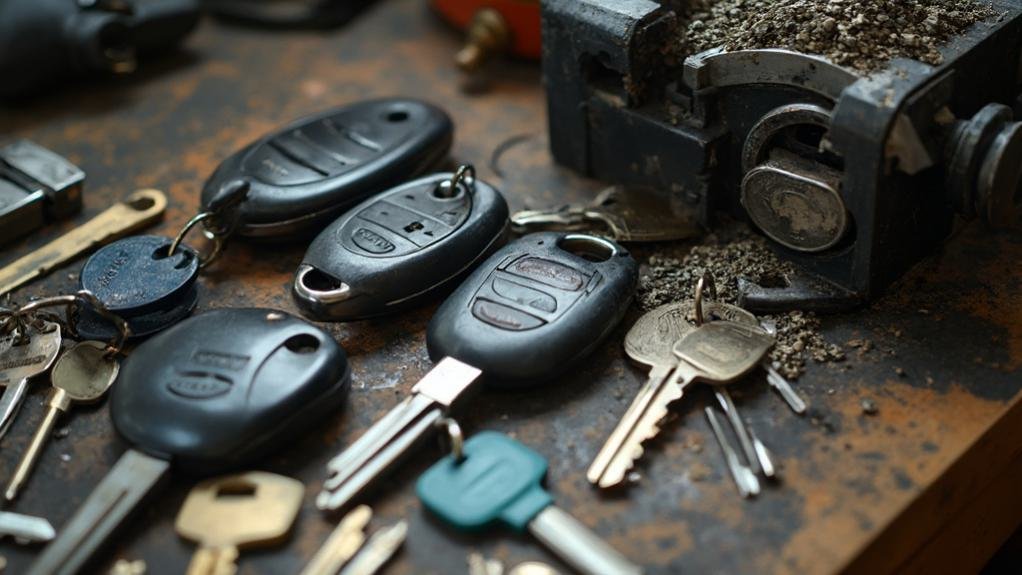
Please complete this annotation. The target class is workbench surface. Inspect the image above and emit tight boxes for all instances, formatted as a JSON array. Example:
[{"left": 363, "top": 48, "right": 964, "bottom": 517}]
[{"left": 2, "top": 1, "right": 1021, "bottom": 573}]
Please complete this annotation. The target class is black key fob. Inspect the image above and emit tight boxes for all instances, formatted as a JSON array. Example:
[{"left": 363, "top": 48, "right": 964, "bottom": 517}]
[
  {"left": 111, "top": 308, "right": 350, "bottom": 472},
  {"left": 201, "top": 98, "right": 453, "bottom": 239},
  {"left": 426, "top": 232, "right": 638, "bottom": 388},
  {"left": 293, "top": 168, "right": 510, "bottom": 321},
  {"left": 76, "top": 236, "right": 200, "bottom": 341}
]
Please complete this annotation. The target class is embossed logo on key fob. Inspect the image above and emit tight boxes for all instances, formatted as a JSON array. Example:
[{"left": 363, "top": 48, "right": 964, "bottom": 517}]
[
  {"left": 293, "top": 168, "right": 510, "bottom": 321},
  {"left": 426, "top": 232, "right": 638, "bottom": 387},
  {"left": 201, "top": 98, "right": 453, "bottom": 239},
  {"left": 110, "top": 308, "right": 351, "bottom": 472}
]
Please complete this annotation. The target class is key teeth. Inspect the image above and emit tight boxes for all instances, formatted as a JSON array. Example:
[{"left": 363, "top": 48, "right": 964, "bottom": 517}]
[{"left": 598, "top": 390, "right": 679, "bottom": 488}]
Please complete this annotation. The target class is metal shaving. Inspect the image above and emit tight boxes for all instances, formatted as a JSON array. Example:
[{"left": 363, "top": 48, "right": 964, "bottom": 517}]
[
  {"left": 677, "top": 0, "right": 993, "bottom": 73},
  {"left": 636, "top": 221, "right": 844, "bottom": 379}
]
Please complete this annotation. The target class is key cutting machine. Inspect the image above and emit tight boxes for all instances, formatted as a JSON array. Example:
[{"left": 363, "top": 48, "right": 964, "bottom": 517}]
[{"left": 541, "top": 0, "right": 1022, "bottom": 312}]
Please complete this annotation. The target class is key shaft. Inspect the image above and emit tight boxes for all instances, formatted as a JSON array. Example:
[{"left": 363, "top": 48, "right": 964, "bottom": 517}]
[
  {"left": 528, "top": 505, "right": 642, "bottom": 575},
  {"left": 0, "top": 511, "right": 55, "bottom": 543},
  {"left": 705, "top": 407, "right": 760, "bottom": 498},
  {"left": 317, "top": 358, "right": 483, "bottom": 511},
  {"left": 0, "top": 189, "right": 166, "bottom": 297},
  {"left": 338, "top": 520, "right": 407, "bottom": 575},
  {"left": 27, "top": 449, "right": 171, "bottom": 575},
  {"left": 300, "top": 505, "right": 372, "bottom": 575},
  {"left": 765, "top": 365, "right": 808, "bottom": 414}
]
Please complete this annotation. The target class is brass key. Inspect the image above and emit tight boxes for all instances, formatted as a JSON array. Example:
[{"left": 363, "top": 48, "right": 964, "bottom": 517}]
[
  {"left": 5, "top": 341, "right": 120, "bottom": 501},
  {"left": 0, "top": 189, "right": 166, "bottom": 297},
  {"left": 175, "top": 471, "right": 304, "bottom": 575},
  {"left": 299, "top": 505, "right": 372, "bottom": 575}
]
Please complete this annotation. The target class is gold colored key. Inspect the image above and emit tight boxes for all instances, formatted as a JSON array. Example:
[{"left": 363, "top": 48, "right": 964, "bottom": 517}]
[
  {"left": 0, "top": 189, "right": 166, "bottom": 297},
  {"left": 299, "top": 505, "right": 372, "bottom": 575},
  {"left": 175, "top": 471, "right": 304, "bottom": 575}
]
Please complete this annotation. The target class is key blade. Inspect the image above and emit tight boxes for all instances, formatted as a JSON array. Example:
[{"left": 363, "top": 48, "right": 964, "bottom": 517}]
[
  {"left": 528, "top": 506, "right": 643, "bottom": 575},
  {"left": 0, "top": 511, "right": 56, "bottom": 543},
  {"left": 764, "top": 364, "right": 808, "bottom": 414},
  {"left": 299, "top": 505, "right": 372, "bottom": 575},
  {"left": 27, "top": 449, "right": 170, "bottom": 575},
  {"left": 318, "top": 358, "right": 483, "bottom": 511},
  {"left": 0, "top": 189, "right": 166, "bottom": 297},
  {"left": 714, "top": 390, "right": 761, "bottom": 475},
  {"left": 0, "top": 324, "right": 62, "bottom": 442},
  {"left": 338, "top": 521, "right": 407, "bottom": 575},
  {"left": 593, "top": 365, "right": 694, "bottom": 489},
  {"left": 509, "top": 206, "right": 588, "bottom": 235},
  {"left": 705, "top": 407, "right": 759, "bottom": 498}
]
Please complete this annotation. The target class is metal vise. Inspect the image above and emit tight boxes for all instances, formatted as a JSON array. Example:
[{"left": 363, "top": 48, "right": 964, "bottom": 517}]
[{"left": 542, "top": 0, "right": 1022, "bottom": 312}]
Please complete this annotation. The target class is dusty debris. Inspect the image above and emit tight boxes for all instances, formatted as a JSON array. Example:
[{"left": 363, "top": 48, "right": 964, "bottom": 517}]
[
  {"left": 860, "top": 398, "right": 879, "bottom": 415},
  {"left": 636, "top": 220, "right": 844, "bottom": 379},
  {"left": 677, "top": 0, "right": 993, "bottom": 73}
]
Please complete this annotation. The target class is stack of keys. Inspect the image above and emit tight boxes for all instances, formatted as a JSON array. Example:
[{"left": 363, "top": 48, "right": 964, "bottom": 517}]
[
  {"left": 29, "top": 308, "right": 352, "bottom": 575},
  {"left": 317, "top": 232, "right": 638, "bottom": 511},
  {"left": 0, "top": 318, "right": 62, "bottom": 442},
  {"left": 588, "top": 275, "right": 803, "bottom": 496},
  {"left": 417, "top": 431, "right": 642, "bottom": 575}
]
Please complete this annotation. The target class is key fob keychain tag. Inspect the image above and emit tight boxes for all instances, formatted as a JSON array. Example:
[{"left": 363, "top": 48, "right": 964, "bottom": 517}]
[
  {"left": 294, "top": 165, "right": 510, "bottom": 321},
  {"left": 72, "top": 98, "right": 453, "bottom": 340}
]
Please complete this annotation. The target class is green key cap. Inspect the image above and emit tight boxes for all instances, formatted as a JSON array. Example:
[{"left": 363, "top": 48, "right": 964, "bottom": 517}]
[{"left": 417, "top": 431, "right": 643, "bottom": 575}]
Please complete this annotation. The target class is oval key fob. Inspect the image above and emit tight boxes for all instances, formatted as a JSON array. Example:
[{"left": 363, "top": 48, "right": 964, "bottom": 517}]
[
  {"left": 201, "top": 98, "right": 453, "bottom": 239},
  {"left": 293, "top": 169, "right": 510, "bottom": 321},
  {"left": 111, "top": 308, "right": 351, "bottom": 472},
  {"left": 427, "top": 232, "right": 638, "bottom": 387}
]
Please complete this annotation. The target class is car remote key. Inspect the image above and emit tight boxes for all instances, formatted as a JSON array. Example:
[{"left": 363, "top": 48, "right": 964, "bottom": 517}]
[
  {"left": 0, "top": 139, "right": 84, "bottom": 245},
  {"left": 201, "top": 98, "right": 453, "bottom": 239},
  {"left": 417, "top": 431, "right": 642, "bottom": 575},
  {"left": 317, "top": 232, "right": 637, "bottom": 511},
  {"left": 294, "top": 165, "right": 510, "bottom": 320},
  {"left": 29, "top": 308, "right": 351, "bottom": 575},
  {"left": 73, "top": 235, "right": 200, "bottom": 340}
]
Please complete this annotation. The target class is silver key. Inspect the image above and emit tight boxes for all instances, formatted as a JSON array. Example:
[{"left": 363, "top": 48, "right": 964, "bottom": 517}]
[
  {"left": 511, "top": 185, "right": 701, "bottom": 243},
  {"left": 299, "top": 505, "right": 372, "bottom": 575},
  {"left": 317, "top": 358, "right": 483, "bottom": 511},
  {"left": 704, "top": 407, "right": 760, "bottom": 497},
  {"left": 757, "top": 319, "right": 808, "bottom": 414},
  {"left": 0, "top": 320, "right": 62, "bottom": 442},
  {"left": 6, "top": 340, "right": 120, "bottom": 501},
  {"left": 714, "top": 389, "right": 775, "bottom": 478},
  {"left": 0, "top": 510, "right": 56, "bottom": 543}
]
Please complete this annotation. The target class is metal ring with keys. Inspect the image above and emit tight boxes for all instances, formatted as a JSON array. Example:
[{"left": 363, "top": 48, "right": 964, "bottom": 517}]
[{"left": 2, "top": 291, "right": 131, "bottom": 357}]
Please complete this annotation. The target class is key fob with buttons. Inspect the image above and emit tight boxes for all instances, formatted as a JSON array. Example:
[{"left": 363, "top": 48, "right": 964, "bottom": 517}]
[
  {"left": 293, "top": 168, "right": 510, "bottom": 321},
  {"left": 426, "top": 232, "right": 638, "bottom": 387},
  {"left": 111, "top": 308, "right": 351, "bottom": 473},
  {"left": 200, "top": 98, "right": 453, "bottom": 239}
]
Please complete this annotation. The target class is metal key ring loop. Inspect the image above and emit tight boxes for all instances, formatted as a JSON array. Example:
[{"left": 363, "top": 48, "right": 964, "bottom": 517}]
[
  {"left": 436, "top": 164, "right": 477, "bottom": 198},
  {"left": 74, "top": 291, "right": 131, "bottom": 357},
  {"left": 694, "top": 272, "right": 718, "bottom": 327},
  {"left": 168, "top": 212, "right": 226, "bottom": 269},
  {"left": 434, "top": 416, "right": 465, "bottom": 463}
]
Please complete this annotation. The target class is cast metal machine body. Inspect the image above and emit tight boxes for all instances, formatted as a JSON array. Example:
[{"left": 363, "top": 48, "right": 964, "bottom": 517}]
[{"left": 542, "top": 0, "right": 1022, "bottom": 311}]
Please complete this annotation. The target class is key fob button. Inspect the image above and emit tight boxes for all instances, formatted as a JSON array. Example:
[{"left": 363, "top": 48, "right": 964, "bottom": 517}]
[
  {"left": 504, "top": 257, "right": 585, "bottom": 291},
  {"left": 203, "top": 98, "right": 453, "bottom": 238},
  {"left": 295, "top": 171, "right": 509, "bottom": 321},
  {"left": 471, "top": 299, "right": 545, "bottom": 331},
  {"left": 427, "top": 232, "right": 638, "bottom": 387}
]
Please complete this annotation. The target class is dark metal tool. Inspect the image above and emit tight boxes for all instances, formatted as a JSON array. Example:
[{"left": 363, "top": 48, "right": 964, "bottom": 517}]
[
  {"left": 28, "top": 308, "right": 351, "bottom": 575},
  {"left": 0, "top": 140, "right": 84, "bottom": 245},
  {"left": 294, "top": 165, "right": 510, "bottom": 321},
  {"left": 0, "top": 0, "right": 200, "bottom": 100},
  {"left": 541, "top": 0, "right": 1022, "bottom": 311}
]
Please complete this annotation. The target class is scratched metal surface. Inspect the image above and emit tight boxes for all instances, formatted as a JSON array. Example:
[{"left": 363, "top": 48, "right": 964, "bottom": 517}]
[{"left": 1, "top": 1, "right": 1021, "bottom": 573}]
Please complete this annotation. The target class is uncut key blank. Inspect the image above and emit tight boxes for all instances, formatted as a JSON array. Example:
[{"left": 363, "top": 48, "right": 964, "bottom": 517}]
[
  {"left": 317, "top": 232, "right": 638, "bottom": 511},
  {"left": 29, "top": 309, "right": 352, "bottom": 575}
]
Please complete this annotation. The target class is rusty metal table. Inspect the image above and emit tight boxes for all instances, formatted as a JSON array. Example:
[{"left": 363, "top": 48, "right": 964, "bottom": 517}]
[{"left": 2, "top": 1, "right": 1021, "bottom": 573}]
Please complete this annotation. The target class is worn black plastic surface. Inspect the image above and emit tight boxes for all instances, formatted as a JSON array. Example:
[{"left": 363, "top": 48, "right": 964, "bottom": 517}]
[
  {"left": 80, "top": 235, "right": 199, "bottom": 315},
  {"left": 426, "top": 232, "right": 638, "bottom": 387},
  {"left": 76, "top": 284, "right": 199, "bottom": 341},
  {"left": 110, "top": 308, "right": 351, "bottom": 473},
  {"left": 201, "top": 98, "right": 453, "bottom": 238},
  {"left": 294, "top": 172, "right": 510, "bottom": 320}
]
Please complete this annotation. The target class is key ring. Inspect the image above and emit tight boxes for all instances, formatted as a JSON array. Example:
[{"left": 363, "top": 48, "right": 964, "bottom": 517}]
[
  {"left": 435, "top": 164, "right": 476, "bottom": 198},
  {"left": 693, "top": 272, "right": 718, "bottom": 327},
  {"left": 434, "top": 416, "right": 465, "bottom": 463},
  {"left": 167, "top": 212, "right": 226, "bottom": 269},
  {"left": 3, "top": 291, "right": 131, "bottom": 357}
]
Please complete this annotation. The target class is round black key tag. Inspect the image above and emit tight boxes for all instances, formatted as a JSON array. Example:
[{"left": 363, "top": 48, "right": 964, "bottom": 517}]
[
  {"left": 77, "top": 235, "right": 200, "bottom": 341},
  {"left": 80, "top": 235, "right": 199, "bottom": 315}
]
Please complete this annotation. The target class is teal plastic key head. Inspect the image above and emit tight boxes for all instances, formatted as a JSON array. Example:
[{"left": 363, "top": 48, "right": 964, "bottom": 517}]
[{"left": 416, "top": 431, "right": 554, "bottom": 533}]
